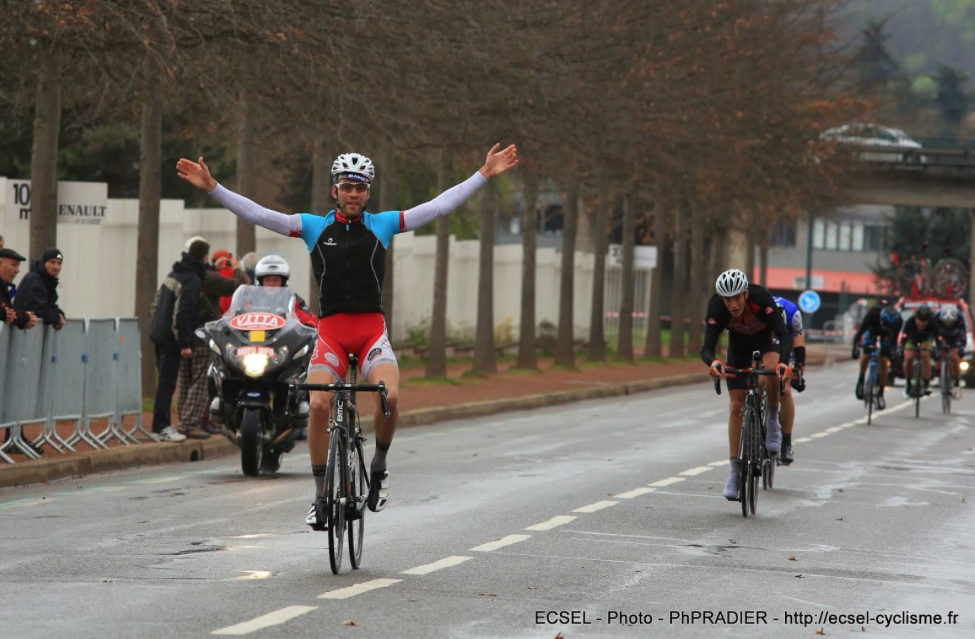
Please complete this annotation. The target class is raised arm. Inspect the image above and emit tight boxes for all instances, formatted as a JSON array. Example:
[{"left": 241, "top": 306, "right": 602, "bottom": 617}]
[
  {"left": 401, "top": 144, "right": 517, "bottom": 232},
  {"left": 177, "top": 157, "right": 301, "bottom": 238}
]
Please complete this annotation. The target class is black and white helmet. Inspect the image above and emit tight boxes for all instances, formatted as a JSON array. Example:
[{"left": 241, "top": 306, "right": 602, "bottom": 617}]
[
  {"left": 331, "top": 153, "right": 375, "bottom": 184},
  {"left": 939, "top": 305, "right": 958, "bottom": 325},
  {"left": 716, "top": 269, "right": 749, "bottom": 297},
  {"left": 255, "top": 255, "right": 290, "bottom": 285}
]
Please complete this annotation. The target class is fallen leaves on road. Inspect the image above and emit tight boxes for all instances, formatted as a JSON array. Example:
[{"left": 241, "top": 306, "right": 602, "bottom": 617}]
[
  {"left": 479, "top": 593, "right": 498, "bottom": 597},
  {"left": 815, "top": 628, "right": 826, "bottom": 635},
  {"left": 789, "top": 555, "right": 797, "bottom": 561},
  {"left": 554, "top": 633, "right": 565, "bottom": 639},
  {"left": 342, "top": 620, "right": 361, "bottom": 627},
  {"left": 836, "top": 517, "right": 845, "bottom": 521},
  {"left": 795, "top": 574, "right": 803, "bottom": 578},
  {"left": 103, "top": 579, "right": 113, "bottom": 583}
]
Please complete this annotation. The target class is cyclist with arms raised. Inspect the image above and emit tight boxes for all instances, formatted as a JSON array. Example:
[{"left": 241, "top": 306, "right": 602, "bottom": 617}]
[
  {"left": 772, "top": 296, "right": 805, "bottom": 466},
  {"left": 900, "top": 305, "right": 936, "bottom": 397},
  {"left": 852, "top": 299, "right": 902, "bottom": 409},
  {"left": 703, "top": 269, "right": 793, "bottom": 501},
  {"left": 933, "top": 305, "right": 965, "bottom": 399},
  {"left": 177, "top": 144, "right": 518, "bottom": 528}
]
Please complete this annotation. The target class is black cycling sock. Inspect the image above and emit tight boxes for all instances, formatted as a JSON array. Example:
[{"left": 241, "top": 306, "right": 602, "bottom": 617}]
[
  {"left": 857, "top": 372, "right": 864, "bottom": 384},
  {"left": 312, "top": 464, "right": 328, "bottom": 499},
  {"left": 782, "top": 433, "right": 792, "bottom": 448},
  {"left": 371, "top": 440, "right": 391, "bottom": 473}
]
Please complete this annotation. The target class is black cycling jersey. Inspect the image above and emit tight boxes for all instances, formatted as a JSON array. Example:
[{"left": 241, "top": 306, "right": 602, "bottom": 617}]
[
  {"left": 900, "top": 316, "right": 937, "bottom": 345},
  {"left": 701, "top": 283, "right": 792, "bottom": 365},
  {"left": 854, "top": 305, "right": 902, "bottom": 344},
  {"left": 934, "top": 316, "right": 966, "bottom": 346}
]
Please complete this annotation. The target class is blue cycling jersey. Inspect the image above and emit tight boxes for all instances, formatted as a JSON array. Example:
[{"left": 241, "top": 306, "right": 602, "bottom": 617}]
[{"left": 773, "top": 296, "right": 804, "bottom": 338}]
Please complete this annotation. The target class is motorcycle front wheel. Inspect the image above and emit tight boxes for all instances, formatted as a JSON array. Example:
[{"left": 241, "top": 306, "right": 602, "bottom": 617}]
[{"left": 240, "top": 408, "right": 263, "bottom": 477}]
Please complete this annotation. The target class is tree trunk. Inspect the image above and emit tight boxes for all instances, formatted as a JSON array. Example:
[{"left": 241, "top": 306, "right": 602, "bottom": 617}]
[
  {"left": 380, "top": 142, "right": 396, "bottom": 338},
  {"left": 554, "top": 179, "right": 580, "bottom": 367},
  {"left": 29, "top": 46, "right": 61, "bottom": 260},
  {"left": 970, "top": 211, "right": 975, "bottom": 301},
  {"left": 686, "top": 204, "right": 705, "bottom": 357},
  {"left": 617, "top": 191, "right": 637, "bottom": 361},
  {"left": 744, "top": 227, "right": 756, "bottom": 285},
  {"left": 669, "top": 204, "right": 687, "bottom": 358},
  {"left": 759, "top": 230, "right": 769, "bottom": 286},
  {"left": 136, "top": 66, "right": 162, "bottom": 397},
  {"left": 235, "top": 93, "right": 257, "bottom": 256},
  {"left": 516, "top": 176, "right": 539, "bottom": 369},
  {"left": 308, "top": 134, "right": 331, "bottom": 316},
  {"left": 472, "top": 182, "right": 498, "bottom": 374},
  {"left": 588, "top": 198, "right": 608, "bottom": 362},
  {"left": 644, "top": 204, "right": 663, "bottom": 359},
  {"left": 425, "top": 151, "right": 450, "bottom": 378}
]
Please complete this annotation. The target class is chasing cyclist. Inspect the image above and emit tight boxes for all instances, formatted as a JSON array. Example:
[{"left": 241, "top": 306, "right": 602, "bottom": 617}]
[
  {"left": 899, "top": 305, "right": 936, "bottom": 397},
  {"left": 852, "top": 299, "right": 902, "bottom": 409},
  {"left": 933, "top": 305, "right": 965, "bottom": 400},
  {"left": 772, "top": 296, "right": 805, "bottom": 466},
  {"left": 703, "top": 269, "right": 793, "bottom": 501},
  {"left": 177, "top": 144, "right": 518, "bottom": 529}
]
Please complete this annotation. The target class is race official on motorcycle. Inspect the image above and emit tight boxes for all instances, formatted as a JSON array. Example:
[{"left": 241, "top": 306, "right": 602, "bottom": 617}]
[{"left": 254, "top": 255, "right": 318, "bottom": 328}]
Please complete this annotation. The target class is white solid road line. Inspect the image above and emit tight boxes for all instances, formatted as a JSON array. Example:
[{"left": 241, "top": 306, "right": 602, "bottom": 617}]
[
  {"left": 614, "top": 487, "right": 657, "bottom": 499},
  {"left": 708, "top": 460, "right": 728, "bottom": 467},
  {"left": 401, "top": 556, "right": 473, "bottom": 575},
  {"left": 679, "top": 466, "right": 714, "bottom": 476},
  {"left": 649, "top": 477, "right": 685, "bottom": 487},
  {"left": 212, "top": 605, "right": 318, "bottom": 635},
  {"left": 318, "top": 578, "right": 403, "bottom": 600},
  {"left": 471, "top": 534, "right": 532, "bottom": 552},
  {"left": 526, "top": 515, "right": 578, "bottom": 530},
  {"left": 572, "top": 500, "right": 619, "bottom": 513}
]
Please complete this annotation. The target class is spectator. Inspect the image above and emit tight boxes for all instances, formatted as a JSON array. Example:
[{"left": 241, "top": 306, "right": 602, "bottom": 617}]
[
  {"left": 14, "top": 248, "right": 66, "bottom": 329},
  {"left": 0, "top": 248, "right": 36, "bottom": 330},
  {"left": 241, "top": 251, "right": 259, "bottom": 283},
  {"left": 210, "top": 249, "right": 237, "bottom": 315},
  {"left": 148, "top": 240, "right": 209, "bottom": 442},
  {"left": 0, "top": 235, "right": 16, "bottom": 300}
]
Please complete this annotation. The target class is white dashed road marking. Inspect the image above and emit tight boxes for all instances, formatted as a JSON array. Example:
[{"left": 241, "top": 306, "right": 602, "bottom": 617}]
[
  {"left": 471, "top": 535, "right": 532, "bottom": 552},
  {"left": 526, "top": 515, "right": 577, "bottom": 531},
  {"left": 614, "top": 487, "right": 656, "bottom": 499},
  {"left": 649, "top": 477, "right": 685, "bottom": 487},
  {"left": 679, "top": 466, "right": 713, "bottom": 476},
  {"left": 572, "top": 500, "right": 618, "bottom": 513},
  {"left": 401, "top": 556, "right": 473, "bottom": 575},
  {"left": 318, "top": 578, "right": 403, "bottom": 600},
  {"left": 212, "top": 606, "right": 318, "bottom": 635}
]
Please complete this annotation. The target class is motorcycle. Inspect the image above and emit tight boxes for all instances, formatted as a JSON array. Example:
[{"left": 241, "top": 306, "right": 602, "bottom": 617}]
[{"left": 196, "top": 285, "right": 316, "bottom": 476}]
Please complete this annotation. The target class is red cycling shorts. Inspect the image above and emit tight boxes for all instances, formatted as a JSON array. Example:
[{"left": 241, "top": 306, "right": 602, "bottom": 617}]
[{"left": 309, "top": 312, "right": 397, "bottom": 381}]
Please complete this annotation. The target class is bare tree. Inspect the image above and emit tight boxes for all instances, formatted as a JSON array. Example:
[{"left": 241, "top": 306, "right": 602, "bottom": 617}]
[
  {"left": 588, "top": 196, "right": 609, "bottom": 362},
  {"left": 28, "top": 47, "right": 60, "bottom": 260},
  {"left": 136, "top": 63, "right": 163, "bottom": 394},
  {"left": 554, "top": 179, "right": 580, "bottom": 367},
  {"left": 644, "top": 203, "right": 663, "bottom": 359},
  {"left": 617, "top": 191, "right": 637, "bottom": 361},
  {"left": 685, "top": 202, "right": 705, "bottom": 356},
  {"left": 472, "top": 181, "right": 497, "bottom": 374},
  {"left": 380, "top": 141, "right": 396, "bottom": 335},
  {"left": 307, "top": 133, "right": 332, "bottom": 316},
  {"left": 516, "top": 173, "right": 539, "bottom": 370},
  {"left": 425, "top": 150, "right": 451, "bottom": 378},
  {"left": 668, "top": 204, "right": 688, "bottom": 358},
  {"left": 235, "top": 91, "right": 258, "bottom": 256}
]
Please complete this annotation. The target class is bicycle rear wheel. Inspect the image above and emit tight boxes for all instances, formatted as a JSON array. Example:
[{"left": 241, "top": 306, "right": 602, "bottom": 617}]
[
  {"left": 942, "top": 359, "right": 951, "bottom": 414},
  {"left": 326, "top": 433, "right": 346, "bottom": 575},
  {"left": 914, "top": 364, "right": 922, "bottom": 419},
  {"left": 740, "top": 406, "right": 757, "bottom": 517},
  {"left": 347, "top": 437, "right": 366, "bottom": 570},
  {"left": 866, "top": 374, "right": 875, "bottom": 425}
]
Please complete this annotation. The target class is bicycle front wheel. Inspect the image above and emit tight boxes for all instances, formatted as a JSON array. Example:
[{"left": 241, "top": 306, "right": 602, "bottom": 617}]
[
  {"left": 866, "top": 375, "right": 875, "bottom": 425},
  {"left": 942, "top": 359, "right": 951, "bottom": 414},
  {"left": 326, "top": 434, "right": 346, "bottom": 575},
  {"left": 348, "top": 438, "right": 366, "bottom": 570}
]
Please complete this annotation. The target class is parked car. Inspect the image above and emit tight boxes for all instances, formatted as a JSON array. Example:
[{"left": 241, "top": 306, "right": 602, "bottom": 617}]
[
  {"left": 889, "top": 297, "right": 975, "bottom": 386},
  {"left": 820, "top": 123, "right": 927, "bottom": 164}
]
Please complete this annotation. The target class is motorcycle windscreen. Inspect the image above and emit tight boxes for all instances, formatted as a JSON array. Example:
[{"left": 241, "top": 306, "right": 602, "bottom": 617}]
[{"left": 225, "top": 285, "right": 298, "bottom": 342}]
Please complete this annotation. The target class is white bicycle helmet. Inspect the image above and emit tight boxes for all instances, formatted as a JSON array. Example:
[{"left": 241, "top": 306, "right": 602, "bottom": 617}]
[
  {"left": 716, "top": 269, "right": 749, "bottom": 297},
  {"left": 940, "top": 305, "right": 959, "bottom": 325},
  {"left": 255, "top": 255, "right": 290, "bottom": 285},
  {"left": 331, "top": 153, "right": 375, "bottom": 184}
]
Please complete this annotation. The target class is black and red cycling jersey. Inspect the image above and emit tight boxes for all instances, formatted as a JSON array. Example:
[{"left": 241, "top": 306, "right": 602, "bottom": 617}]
[{"left": 701, "top": 283, "right": 792, "bottom": 365}]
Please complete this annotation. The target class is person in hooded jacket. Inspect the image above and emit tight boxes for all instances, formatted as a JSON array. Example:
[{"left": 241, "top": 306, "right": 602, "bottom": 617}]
[
  {"left": 14, "top": 248, "right": 66, "bottom": 329},
  {"left": 148, "top": 240, "right": 209, "bottom": 442}
]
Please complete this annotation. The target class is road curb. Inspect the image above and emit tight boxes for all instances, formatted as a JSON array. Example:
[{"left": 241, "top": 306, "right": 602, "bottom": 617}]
[{"left": 1, "top": 355, "right": 826, "bottom": 488}]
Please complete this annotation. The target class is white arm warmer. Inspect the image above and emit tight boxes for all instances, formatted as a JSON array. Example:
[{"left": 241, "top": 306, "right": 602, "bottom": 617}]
[
  {"left": 401, "top": 172, "right": 487, "bottom": 232},
  {"left": 208, "top": 183, "right": 302, "bottom": 237}
]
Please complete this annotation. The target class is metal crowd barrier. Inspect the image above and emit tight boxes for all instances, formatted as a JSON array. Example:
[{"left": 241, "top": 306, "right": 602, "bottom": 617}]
[{"left": 0, "top": 317, "right": 154, "bottom": 464}]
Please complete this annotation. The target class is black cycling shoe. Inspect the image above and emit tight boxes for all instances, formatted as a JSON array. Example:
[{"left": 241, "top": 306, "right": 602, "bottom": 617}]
[
  {"left": 876, "top": 394, "right": 886, "bottom": 410},
  {"left": 779, "top": 445, "right": 794, "bottom": 466},
  {"left": 367, "top": 469, "right": 389, "bottom": 512},
  {"left": 305, "top": 497, "right": 327, "bottom": 531},
  {"left": 855, "top": 378, "right": 865, "bottom": 400}
]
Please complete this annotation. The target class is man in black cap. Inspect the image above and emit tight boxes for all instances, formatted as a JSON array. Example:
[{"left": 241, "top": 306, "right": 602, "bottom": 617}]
[
  {"left": 0, "top": 248, "right": 37, "bottom": 330},
  {"left": 14, "top": 248, "right": 66, "bottom": 330},
  {"left": 148, "top": 239, "right": 209, "bottom": 442}
]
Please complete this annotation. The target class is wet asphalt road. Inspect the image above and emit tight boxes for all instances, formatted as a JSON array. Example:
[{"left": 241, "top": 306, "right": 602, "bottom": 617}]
[{"left": 2, "top": 361, "right": 974, "bottom": 639}]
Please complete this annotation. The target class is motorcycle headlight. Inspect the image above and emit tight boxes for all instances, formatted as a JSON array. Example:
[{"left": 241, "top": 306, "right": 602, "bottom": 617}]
[
  {"left": 242, "top": 353, "right": 270, "bottom": 377},
  {"left": 961, "top": 361, "right": 970, "bottom": 372}
]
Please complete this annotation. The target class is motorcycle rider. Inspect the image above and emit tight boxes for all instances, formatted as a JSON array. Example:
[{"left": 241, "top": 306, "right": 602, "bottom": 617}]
[{"left": 253, "top": 255, "right": 318, "bottom": 328}]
